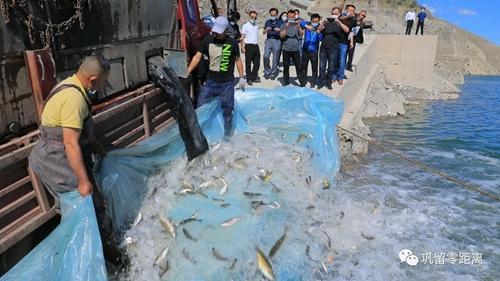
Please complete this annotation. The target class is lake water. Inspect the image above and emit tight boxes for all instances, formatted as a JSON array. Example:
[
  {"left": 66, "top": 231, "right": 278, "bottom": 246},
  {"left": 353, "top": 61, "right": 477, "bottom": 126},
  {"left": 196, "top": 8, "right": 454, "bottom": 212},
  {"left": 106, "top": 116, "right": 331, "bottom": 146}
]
[{"left": 330, "top": 76, "right": 499, "bottom": 280}]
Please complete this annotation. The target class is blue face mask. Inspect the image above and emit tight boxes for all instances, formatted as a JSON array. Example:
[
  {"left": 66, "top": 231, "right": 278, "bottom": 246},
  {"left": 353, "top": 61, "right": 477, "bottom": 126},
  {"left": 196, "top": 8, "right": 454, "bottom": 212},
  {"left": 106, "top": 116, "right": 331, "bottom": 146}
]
[
  {"left": 87, "top": 88, "right": 98, "bottom": 102},
  {"left": 288, "top": 19, "right": 295, "bottom": 23},
  {"left": 250, "top": 19, "right": 256, "bottom": 24},
  {"left": 312, "top": 22, "right": 319, "bottom": 27},
  {"left": 270, "top": 16, "right": 276, "bottom": 21}
]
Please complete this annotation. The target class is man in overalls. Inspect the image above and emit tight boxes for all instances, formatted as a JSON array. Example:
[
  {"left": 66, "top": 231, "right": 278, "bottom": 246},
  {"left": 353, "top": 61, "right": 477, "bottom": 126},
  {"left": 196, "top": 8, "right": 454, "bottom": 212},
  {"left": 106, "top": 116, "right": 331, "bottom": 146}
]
[{"left": 29, "top": 55, "right": 121, "bottom": 264}]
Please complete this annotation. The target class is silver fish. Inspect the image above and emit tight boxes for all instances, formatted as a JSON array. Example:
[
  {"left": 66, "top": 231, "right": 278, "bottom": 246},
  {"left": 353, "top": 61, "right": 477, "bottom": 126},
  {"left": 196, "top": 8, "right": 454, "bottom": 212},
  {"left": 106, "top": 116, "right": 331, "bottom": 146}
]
[
  {"left": 179, "top": 212, "right": 202, "bottom": 225},
  {"left": 159, "top": 214, "right": 176, "bottom": 239},
  {"left": 154, "top": 247, "right": 169, "bottom": 276},
  {"left": 212, "top": 247, "right": 230, "bottom": 261},
  {"left": 131, "top": 213, "right": 142, "bottom": 228},
  {"left": 182, "top": 228, "right": 198, "bottom": 242},
  {"left": 217, "top": 177, "right": 229, "bottom": 195},
  {"left": 221, "top": 217, "right": 240, "bottom": 227},
  {"left": 220, "top": 203, "right": 231, "bottom": 208}
]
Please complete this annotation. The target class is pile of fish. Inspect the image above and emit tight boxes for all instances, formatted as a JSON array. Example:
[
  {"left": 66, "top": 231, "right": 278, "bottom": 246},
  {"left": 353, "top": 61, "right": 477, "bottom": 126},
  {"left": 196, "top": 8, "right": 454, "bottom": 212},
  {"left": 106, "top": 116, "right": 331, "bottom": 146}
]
[{"left": 113, "top": 134, "right": 338, "bottom": 280}]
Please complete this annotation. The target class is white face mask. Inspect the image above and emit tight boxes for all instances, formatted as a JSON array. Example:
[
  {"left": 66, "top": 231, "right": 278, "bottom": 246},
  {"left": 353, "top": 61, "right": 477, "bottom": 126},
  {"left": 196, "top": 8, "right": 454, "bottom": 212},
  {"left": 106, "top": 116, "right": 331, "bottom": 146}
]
[{"left": 281, "top": 15, "right": 287, "bottom": 21}]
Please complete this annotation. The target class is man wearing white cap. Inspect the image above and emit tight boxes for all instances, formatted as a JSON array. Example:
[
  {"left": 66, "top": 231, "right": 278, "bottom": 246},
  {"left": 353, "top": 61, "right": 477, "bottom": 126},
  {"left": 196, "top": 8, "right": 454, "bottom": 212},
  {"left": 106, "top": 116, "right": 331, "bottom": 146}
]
[{"left": 188, "top": 16, "right": 245, "bottom": 137}]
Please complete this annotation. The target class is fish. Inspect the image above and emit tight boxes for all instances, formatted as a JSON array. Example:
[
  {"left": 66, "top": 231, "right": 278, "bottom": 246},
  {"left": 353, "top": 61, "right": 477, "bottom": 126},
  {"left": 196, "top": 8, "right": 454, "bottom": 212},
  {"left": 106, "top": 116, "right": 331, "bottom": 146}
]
[
  {"left": 211, "top": 197, "right": 225, "bottom": 203},
  {"left": 245, "top": 177, "right": 252, "bottom": 189},
  {"left": 321, "top": 261, "right": 328, "bottom": 273},
  {"left": 147, "top": 186, "right": 157, "bottom": 199},
  {"left": 179, "top": 210, "right": 201, "bottom": 225},
  {"left": 159, "top": 214, "right": 176, "bottom": 239},
  {"left": 243, "top": 191, "right": 262, "bottom": 198},
  {"left": 310, "top": 221, "right": 323, "bottom": 228},
  {"left": 269, "top": 228, "right": 288, "bottom": 259},
  {"left": 221, "top": 217, "right": 240, "bottom": 227},
  {"left": 322, "top": 178, "right": 330, "bottom": 189},
  {"left": 211, "top": 142, "right": 221, "bottom": 152},
  {"left": 229, "top": 258, "right": 238, "bottom": 269},
  {"left": 182, "top": 228, "right": 198, "bottom": 242},
  {"left": 305, "top": 245, "right": 320, "bottom": 262},
  {"left": 305, "top": 176, "right": 312, "bottom": 187},
  {"left": 212, "top": 247, "right": 230, "bottom": 261},
  {"left": 182, "top": 248, "right": 197, "bottom": 264},
  {"left": 340, "top": 211, "right": 345, "bottom": 219},
  {"left": 251, "top": 200, "right": 266, "bottom": 209},
  {"left": 131, "top": 213, "right": 142, "bottom": 228},
  {"left": 199, "top": 179, "right": 217, "bottom": 189},
  {"left": 220, "top": 203, "right": 231, "bottom": 208},
  {"left": 216, "top": 177, "right": 229, "bottom": 195},
  {"left": 154, "top": 247, "right": 169, "bottom": 276},
  {"left": 269, "top": 182, "right": 282, "bottom": 193},
  {"left": 174, "top": 188, "right": 195, "bottom": 196},
  {"left": 306, "top": 205, "right": 315, "bottom": 210},
  {"left": 259, "top": 169, "right": 273, "bottom": 182},
  {"left": 256, "top": 247, "right": 275, "bottom": 281},
  {"left": 321, "top": 230, "right": 332, "bottom": 249},
  {"left": 255, "top": 148, "right": 262, "bottom": 160},
  {"left": 296, "top": 133, "right": 313, "bottom": 143},
  {"left": 361, "top": 232, "right": 375, "bottom": 240}
]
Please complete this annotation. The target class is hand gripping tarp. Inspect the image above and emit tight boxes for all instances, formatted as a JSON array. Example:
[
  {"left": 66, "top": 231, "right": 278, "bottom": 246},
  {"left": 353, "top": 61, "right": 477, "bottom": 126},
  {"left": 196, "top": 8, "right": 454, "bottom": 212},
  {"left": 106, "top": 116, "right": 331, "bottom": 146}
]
[{"left": 1, "top": 86, "right": 343, "bottom": 281}]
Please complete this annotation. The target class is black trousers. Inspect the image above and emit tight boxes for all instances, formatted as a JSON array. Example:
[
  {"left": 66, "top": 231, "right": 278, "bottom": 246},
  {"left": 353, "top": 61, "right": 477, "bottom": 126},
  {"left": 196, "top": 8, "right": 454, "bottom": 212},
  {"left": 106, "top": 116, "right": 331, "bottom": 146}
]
[
  {"left": 244, "top": 44, "right": 260, "bottom": 81},
  {"left": 346, "top": 42, "right": 356, "bottom": 70},
  {"left": 415, "top": 20, "right": 424, "bottom": 35},
  {"left": 282, "top": 50, "right": 306, "bottom": 86},
  {"left": 405, "top": 20, "right": 414, "bottom": 35},
  {"left": 302, "top": 49, "right": 319, "bottom": 85}
]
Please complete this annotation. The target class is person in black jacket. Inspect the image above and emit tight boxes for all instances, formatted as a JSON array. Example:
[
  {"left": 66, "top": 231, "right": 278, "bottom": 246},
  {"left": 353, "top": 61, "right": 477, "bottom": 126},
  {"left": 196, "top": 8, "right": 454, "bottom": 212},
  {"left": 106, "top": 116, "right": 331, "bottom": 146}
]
[{"left": 346, "top": 10, "right": 367, "bottom": 72}]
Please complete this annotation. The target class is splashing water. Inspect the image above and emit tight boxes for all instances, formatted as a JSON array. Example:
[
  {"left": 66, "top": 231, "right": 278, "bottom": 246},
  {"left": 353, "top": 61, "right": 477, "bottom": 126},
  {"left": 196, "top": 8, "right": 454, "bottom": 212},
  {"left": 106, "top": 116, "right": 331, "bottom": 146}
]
[{"left": 115, "top": 134, "right": 336, "bottom": 280}]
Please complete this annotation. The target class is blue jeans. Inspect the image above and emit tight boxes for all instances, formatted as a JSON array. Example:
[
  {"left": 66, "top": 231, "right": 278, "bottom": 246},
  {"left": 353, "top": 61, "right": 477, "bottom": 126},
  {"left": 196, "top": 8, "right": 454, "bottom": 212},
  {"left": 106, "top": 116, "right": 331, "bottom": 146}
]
[
  {"left": 263, "top": 38, "right": 281, "bottom": 77},
  {"left": 318, "top": 45, "right": 338, "bottom": 87},
  {"left": 333, "top": 43, "right": 348, "bottom": 81},
  {"left": 198, "top": 79, "right": 234, "bottom": 134}
]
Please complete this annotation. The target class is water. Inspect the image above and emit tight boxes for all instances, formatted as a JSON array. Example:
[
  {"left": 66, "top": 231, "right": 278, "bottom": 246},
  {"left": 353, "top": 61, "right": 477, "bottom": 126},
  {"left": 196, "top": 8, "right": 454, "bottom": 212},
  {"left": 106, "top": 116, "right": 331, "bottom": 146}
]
[{"left": 331, "top": 76, "right": 499, "bottom": 280}]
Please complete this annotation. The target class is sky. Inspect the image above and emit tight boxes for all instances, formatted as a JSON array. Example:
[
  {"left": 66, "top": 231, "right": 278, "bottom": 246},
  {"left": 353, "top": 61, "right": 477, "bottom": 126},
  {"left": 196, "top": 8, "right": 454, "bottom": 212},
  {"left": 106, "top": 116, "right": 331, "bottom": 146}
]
[{"left": 419, "top": 0, "right": 499, "bottom": 45}]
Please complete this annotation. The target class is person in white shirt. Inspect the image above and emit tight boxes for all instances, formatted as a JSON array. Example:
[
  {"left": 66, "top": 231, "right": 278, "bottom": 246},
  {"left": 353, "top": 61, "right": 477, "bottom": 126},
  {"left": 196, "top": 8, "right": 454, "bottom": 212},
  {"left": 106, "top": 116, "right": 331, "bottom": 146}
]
[
  {"left": 405, "top": 10, "right": 416, "bottom": 35},
  {"left": 241, "top": 11, "right": 261, "bottom": 85}
]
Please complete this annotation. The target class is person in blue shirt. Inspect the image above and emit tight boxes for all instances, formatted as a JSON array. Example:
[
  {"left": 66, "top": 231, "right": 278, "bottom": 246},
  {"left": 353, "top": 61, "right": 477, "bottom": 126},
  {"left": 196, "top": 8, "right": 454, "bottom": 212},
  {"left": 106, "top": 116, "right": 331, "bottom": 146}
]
[
  {"left": 263, "top": 8, "right": 284, "bottom": 80},
  {"left": 301, "top": 13, "right": 323, "bottom": 88},
  {"left": 416, "top": 7, "right": 427, "bottom": 35}
]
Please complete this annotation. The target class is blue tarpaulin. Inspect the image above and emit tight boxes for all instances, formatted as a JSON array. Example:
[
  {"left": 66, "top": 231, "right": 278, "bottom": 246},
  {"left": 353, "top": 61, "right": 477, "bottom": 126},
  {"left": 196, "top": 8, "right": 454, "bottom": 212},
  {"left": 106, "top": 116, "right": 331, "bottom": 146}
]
[{"left": 1, "top": 86, "right": 343, "bottom": 281}]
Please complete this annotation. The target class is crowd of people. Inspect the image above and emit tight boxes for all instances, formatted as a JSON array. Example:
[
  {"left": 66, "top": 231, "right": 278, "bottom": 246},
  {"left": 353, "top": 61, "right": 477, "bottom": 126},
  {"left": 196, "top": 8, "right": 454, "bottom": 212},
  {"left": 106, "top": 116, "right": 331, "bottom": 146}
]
[{"left": 239, "top": 5, "right": 368, "bottom": 89}]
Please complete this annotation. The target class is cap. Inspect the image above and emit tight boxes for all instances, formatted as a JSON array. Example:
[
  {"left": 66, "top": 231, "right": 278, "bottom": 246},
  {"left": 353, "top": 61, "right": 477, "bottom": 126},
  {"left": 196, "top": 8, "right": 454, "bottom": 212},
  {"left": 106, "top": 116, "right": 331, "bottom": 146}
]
[{"left": 212, "top": 16, "right": 229, "bottom": 34}]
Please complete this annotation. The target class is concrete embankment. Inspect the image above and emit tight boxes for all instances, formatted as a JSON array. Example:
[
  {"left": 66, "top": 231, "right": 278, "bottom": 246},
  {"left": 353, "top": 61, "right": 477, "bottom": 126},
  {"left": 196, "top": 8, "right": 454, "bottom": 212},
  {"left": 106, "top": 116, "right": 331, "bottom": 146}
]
[{"left": 335, "top": 34, "right": 461, "bottom": 161}]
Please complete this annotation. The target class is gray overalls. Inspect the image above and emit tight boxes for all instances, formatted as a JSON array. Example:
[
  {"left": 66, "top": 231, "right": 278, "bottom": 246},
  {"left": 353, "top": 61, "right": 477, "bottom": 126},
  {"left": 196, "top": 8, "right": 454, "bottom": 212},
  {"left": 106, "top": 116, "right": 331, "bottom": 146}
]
[{"left": 29, "top": 83, "right": 120, "bottom": 263}]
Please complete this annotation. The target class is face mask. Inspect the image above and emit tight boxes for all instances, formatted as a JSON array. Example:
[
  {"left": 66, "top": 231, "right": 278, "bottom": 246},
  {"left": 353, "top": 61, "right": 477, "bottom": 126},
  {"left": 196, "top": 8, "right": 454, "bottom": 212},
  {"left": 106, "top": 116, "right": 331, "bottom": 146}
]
[
  {"left": 270, "top": 16, "right": 276, "bottom": 21},
  {"left": 312, "top": 22, "right": 319, "bottom": 27},
  {"left": 288, "top": 19, "right": 295, "bottom": 23},
  {"left": 281, "top": 15, "right": 287, "bottom": 21},
  {"left": 250, "top": 19, "right": 256, "bottom": 24},
  {"left": 87, "top": 88, "right": 98, "bottom": 102}
]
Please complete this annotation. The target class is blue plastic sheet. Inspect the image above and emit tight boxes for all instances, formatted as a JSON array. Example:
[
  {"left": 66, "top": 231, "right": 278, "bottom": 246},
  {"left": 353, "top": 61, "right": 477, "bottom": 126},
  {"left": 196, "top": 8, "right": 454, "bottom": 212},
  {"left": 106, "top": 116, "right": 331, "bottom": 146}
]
[
  {"left": 1, "top": 86, "right": 343, "bottom": 281},
  {"left": 1, "top": 192, "right": 107, "bottom": 281}
]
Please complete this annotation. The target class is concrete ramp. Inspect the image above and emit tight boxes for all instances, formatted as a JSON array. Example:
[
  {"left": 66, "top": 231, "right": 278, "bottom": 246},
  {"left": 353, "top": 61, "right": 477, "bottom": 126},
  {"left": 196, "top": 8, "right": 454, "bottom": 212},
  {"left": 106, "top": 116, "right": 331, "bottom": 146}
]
[{"left": 374, "top": 35, "right": 438, "bottom": 91}]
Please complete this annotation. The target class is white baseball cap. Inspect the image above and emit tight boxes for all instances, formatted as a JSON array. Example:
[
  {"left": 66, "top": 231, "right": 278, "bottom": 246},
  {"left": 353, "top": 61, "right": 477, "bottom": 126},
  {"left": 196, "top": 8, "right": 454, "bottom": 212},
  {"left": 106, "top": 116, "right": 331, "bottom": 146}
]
[{"left": 212, "top": 16, "right": 229, "bottom": 34}]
